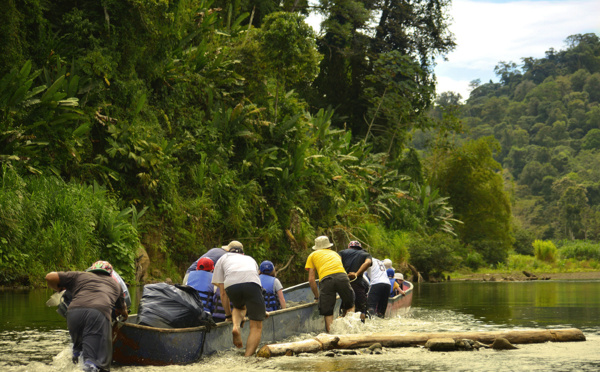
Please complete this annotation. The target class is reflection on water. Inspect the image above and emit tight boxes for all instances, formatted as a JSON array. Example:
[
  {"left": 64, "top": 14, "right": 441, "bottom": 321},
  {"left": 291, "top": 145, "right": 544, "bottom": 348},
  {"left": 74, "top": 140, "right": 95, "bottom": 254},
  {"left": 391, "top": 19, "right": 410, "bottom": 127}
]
[{"left": 2, "top": 280, "right": 600, "bottom": 371}]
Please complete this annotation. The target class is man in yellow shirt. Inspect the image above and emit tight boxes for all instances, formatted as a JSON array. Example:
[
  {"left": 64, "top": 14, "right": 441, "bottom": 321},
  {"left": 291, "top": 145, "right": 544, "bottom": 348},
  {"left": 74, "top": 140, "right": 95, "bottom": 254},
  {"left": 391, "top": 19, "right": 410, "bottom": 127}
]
[{"left": 305, "top": 236, "right": 355, "bottom": 332}]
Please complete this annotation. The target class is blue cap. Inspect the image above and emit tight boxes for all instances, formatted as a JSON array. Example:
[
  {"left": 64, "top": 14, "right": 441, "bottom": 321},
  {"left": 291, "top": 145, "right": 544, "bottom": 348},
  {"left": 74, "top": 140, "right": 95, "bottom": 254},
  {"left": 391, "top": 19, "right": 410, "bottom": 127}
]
[
  {"left": 386, "top": 268, "right": 395, "bottom": 278},
  {"left": 260, "top": 260, "right": 274, "bottom": 274}
]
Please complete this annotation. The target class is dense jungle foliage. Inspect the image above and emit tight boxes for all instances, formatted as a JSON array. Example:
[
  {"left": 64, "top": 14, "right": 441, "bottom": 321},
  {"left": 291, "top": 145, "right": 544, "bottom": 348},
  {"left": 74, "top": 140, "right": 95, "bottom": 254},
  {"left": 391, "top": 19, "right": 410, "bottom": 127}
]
[{"left": 1, "top": 0, "right": 594, "bottom": 286}]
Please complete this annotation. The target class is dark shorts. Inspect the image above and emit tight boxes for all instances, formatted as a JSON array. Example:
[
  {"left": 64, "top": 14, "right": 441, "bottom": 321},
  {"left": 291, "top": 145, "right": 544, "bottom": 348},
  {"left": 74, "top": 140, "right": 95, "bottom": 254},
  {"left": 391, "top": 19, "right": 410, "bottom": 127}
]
[
  {"left": 350, "top": 279, "right": 368, "bottom": 314},
  {"left": 225, "top": 283, "right": 267, "bottom": 321},
  {"left": 367, "top": 283, "right": 392, "bottom": 318},
  {"left": 318, "top": 272, "right": 355, "bottom": 316},
  {"left": 67, "top": 308, "right": 112, "bottom": 371}
]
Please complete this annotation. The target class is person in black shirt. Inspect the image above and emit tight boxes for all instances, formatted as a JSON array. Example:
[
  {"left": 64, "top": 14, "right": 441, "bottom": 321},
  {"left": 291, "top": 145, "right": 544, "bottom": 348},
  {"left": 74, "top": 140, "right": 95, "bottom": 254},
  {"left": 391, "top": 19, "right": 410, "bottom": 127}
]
[{"left": 339, "top": 241, "right": 372, "bottom": 322}]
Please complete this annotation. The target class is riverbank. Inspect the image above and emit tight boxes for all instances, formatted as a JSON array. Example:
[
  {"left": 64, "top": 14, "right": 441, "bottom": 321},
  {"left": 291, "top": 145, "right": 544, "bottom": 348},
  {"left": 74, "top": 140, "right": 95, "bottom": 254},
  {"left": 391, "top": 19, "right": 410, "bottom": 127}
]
[{"left": 451, "top": 271, "right": 600, "bottom": 281}]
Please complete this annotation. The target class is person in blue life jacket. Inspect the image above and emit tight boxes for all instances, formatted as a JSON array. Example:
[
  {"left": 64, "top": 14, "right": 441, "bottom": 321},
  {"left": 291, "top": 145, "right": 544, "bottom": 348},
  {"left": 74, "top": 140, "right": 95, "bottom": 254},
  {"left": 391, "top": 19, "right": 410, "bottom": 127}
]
[
  {"left": 187, "top": 257, "right": 216, "bottom": 315},
  {"left": 211, "top": 286, "right": 228, "bottom": 322},
  {"left": 259, "top": 261, "right": 286, "bottom": 311},
  {"left": 386, "top": 268, "right": 405, "bottom": 297}
]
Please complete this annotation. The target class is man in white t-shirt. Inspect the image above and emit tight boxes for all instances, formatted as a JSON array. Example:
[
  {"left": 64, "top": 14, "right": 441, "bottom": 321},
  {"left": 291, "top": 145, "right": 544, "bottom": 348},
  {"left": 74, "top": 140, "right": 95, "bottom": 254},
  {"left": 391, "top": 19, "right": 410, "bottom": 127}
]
[
  {"left": 366, "top": 257, "right": 392, "bottom": 318},
  {"left": 211, "top": 243, "right": 266, "bottom": 356}
]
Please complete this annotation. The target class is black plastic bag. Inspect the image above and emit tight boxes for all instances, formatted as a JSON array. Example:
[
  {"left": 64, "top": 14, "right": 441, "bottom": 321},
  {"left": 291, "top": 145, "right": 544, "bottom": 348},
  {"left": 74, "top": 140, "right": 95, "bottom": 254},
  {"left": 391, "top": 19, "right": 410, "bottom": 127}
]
[{"left": 137, "top": 283, "right": 214, "bottom": 328}]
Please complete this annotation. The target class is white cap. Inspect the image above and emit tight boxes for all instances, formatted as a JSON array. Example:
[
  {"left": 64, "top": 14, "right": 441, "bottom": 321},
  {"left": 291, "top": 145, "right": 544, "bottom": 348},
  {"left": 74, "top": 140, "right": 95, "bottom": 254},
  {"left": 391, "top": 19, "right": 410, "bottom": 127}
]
[{"left": 383, "top": 259, "right": 393, "bottom": 269}]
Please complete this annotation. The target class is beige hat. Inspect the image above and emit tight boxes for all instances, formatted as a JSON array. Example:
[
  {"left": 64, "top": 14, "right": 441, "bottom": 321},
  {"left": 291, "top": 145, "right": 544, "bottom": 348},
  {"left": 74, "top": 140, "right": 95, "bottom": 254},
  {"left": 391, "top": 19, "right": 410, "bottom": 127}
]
[
  {"left": 383, "top": 259, "right": 393, "bottom": 269},
  {"left": 394, "top": 273, "right": 404, "bottom": 281},
  {"left": 312, "top": 236, "right": 333, "bottom": 250},
  {"left": 222, "top": 240, "right": 243, "bottom": 251}
]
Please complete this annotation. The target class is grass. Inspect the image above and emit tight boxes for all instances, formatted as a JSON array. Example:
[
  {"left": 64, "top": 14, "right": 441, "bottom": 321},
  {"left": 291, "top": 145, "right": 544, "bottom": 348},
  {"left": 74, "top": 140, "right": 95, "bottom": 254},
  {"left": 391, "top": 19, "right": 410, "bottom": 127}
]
[{"left": 448, "top": 253, "right": 600, "bottom": 279}]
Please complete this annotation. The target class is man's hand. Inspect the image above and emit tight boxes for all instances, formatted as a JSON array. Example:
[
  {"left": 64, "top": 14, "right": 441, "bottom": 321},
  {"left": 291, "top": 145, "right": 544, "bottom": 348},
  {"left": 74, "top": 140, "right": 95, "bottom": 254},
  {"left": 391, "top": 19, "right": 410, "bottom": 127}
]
[
  {"left": 116, "top": 307, "right": 128, "bottom": 321},
  {"left": 347, "top": 272, "right": 357, "bottom": 281}
]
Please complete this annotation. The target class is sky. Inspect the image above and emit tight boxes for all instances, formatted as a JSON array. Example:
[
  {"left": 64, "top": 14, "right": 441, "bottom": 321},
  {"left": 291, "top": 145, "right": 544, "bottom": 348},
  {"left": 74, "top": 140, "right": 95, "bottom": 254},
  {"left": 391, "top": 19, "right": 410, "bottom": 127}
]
[{"left": 435, "top": 0, "right": 600, "bottom": 99}]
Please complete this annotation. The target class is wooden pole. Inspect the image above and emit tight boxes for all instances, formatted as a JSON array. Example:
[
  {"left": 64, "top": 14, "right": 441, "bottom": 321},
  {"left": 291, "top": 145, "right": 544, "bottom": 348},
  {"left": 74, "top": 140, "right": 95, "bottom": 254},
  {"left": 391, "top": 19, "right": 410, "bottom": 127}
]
[{"left": 257, "top": 328, "right": 586, "bottom": 358}]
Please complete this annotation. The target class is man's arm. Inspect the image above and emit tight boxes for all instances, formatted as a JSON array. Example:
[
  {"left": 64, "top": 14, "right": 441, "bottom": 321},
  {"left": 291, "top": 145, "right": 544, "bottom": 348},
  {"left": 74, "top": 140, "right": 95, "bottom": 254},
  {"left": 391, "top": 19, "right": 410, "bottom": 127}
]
[
  {"left": 308, "top": 268, "right": 319, "bottom": 301},
  {"left": 45, "top": 272, "right": 64, "bottom": 292},
  {"left": 277, "top": 289, "right": 286, "bottom": 309},
  {"left": 355, "top": 258, "right": 372, "bottom": 277},
  {"left": 115, "top": 296, "right": 129, "bottom": 320},
  {"left": 348, "top": 258, "right": 372, "bottom": 279},
  {"left": 219, "top": 283, "right": 232, "bottom": 320}
]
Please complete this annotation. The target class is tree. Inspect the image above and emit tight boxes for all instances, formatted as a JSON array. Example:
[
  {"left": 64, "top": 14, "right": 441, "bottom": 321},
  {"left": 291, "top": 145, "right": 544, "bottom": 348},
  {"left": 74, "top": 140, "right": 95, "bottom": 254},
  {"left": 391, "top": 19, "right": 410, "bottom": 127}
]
[
  {"left": 581, "top": 128, "right": 600, "bottom": 150},
  {"left": 259, "top": 12, "right": 321, "bottom": 122},
  {"left": 408, "top": 233, "right": 462, "bottom": 280},
  {"left": 313, "top": 0, "right": 455, "bottom": 144},
  {"left": 428, "top": 137, "right": 512, "bottom": 264},
  {"left": 363, "top": 51, "right": 435, "bottom": 155}
]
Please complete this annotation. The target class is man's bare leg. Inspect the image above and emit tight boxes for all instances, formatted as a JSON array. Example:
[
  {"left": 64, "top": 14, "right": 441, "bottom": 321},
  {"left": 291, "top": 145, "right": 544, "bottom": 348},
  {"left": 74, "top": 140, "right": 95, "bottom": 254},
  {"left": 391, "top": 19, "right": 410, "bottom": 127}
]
[
  {"left": 231, "top": 307, "right": 246, "bottom": 348},
  {"left": 244, "top": 320, "right": 263, "bottom": 356},
  {"left": 324, "top": 315, "right": 333, "bottom": 333},
  {"left": 341, "top": 306, "right": 355, "bottom": 317}
]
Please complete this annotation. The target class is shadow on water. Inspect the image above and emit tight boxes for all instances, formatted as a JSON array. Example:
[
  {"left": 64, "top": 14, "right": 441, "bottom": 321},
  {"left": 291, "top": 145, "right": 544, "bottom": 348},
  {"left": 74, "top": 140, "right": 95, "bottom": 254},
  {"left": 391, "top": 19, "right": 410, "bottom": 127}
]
[{"left": 2, "top": 280, "right": 600, "bottom": 371}]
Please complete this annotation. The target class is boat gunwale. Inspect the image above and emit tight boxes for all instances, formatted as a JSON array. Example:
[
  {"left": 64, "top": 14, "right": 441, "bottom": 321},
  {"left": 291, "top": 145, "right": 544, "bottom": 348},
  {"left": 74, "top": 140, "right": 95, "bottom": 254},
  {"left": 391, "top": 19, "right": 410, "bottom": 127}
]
[
  {"left": 116, "top": 280, "right": 413, "bottom": 333},
  {"left": 117, "top": 300, "right": 318, "bottom": 333}
]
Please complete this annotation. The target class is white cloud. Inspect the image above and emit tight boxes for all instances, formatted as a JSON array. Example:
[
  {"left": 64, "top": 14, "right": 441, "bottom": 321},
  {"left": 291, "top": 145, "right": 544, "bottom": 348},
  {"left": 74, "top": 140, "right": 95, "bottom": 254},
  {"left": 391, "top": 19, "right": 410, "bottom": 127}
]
[{"left": 435, "top": 0, "right": 600, "bottom": 98}]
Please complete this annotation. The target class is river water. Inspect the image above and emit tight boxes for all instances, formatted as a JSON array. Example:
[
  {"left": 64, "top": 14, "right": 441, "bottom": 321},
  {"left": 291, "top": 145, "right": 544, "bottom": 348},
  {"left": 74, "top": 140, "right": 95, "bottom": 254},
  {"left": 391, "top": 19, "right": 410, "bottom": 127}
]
[{"left": 2, "top": 280, "right": 599, "bottom": 371}]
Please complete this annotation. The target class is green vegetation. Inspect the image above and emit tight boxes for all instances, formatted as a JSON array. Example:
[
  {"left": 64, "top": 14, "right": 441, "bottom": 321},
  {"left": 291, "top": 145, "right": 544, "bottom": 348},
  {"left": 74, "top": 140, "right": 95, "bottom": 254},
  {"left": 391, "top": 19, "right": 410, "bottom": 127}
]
[
  {"left": 0, "top": 165, "right": 141, "bottom": 285},
  {"left": 0, "top": 0, "right": 597, "bottom": 286}
]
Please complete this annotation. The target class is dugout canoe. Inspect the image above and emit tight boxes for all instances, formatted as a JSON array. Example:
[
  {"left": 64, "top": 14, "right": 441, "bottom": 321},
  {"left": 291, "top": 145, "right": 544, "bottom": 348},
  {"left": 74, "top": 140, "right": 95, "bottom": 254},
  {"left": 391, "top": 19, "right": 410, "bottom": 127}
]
[{"left": 112, "top": 280, "right": 413, "bottom": 366}]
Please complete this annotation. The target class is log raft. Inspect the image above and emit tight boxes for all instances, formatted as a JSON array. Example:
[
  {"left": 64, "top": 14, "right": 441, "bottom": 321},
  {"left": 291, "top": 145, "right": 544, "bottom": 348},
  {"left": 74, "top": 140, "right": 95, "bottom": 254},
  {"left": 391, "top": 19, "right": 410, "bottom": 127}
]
[{"left": 257, "top": 328, "right": 586, "bottom": 358}]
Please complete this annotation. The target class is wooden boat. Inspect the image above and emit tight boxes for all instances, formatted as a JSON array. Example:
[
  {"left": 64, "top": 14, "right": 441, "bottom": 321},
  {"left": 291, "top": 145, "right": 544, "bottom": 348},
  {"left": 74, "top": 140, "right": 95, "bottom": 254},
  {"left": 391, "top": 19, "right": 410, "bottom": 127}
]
[{"left": 112, "top": 280, "right": 413, "bottom": 366}]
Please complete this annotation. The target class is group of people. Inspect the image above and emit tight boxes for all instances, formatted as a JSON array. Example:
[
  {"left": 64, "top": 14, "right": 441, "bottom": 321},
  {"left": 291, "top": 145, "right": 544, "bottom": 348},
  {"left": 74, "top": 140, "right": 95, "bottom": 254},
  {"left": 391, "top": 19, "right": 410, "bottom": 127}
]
[
  {"left": 44, "top": 236, "right": 406, "bottom": 370},
  {"left": 183, "top": 240, "right": 285, "bottom": 357},
  {"left": 306, "top": 236, "right": 405, "bottom": 332}
]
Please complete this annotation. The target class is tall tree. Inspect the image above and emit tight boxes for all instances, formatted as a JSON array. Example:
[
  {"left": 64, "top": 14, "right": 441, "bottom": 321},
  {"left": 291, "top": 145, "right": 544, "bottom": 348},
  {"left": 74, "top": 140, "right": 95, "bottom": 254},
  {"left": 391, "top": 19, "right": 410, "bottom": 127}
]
[
  {"left": 428, "top": 137, "right": 513, "bottom": 264},
  {"left": 313, "top": 0, "right": 455, "bottom": 149}
]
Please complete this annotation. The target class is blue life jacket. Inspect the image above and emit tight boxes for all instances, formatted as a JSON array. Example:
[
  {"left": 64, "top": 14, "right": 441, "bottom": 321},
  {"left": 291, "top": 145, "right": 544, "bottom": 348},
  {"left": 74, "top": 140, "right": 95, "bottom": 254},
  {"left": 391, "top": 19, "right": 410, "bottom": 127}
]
[
  {"left": 259, "top": 274, "right": 281, "bottom": 311},
  {"left": 212, "top": 287, "right": 227, "bottom": 322},
  {"left": 389, "top": 278, "right": 396, "bottom": 297},
  {"left": 187, "top": 270, "right": 214, "bottom": 314}
]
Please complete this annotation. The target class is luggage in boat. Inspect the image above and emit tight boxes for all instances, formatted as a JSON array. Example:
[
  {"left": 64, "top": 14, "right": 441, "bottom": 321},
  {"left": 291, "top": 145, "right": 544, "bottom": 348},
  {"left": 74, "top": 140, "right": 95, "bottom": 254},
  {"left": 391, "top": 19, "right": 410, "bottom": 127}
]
[{"left": 137, "top": 283, "right": 214, "bottom": 328}]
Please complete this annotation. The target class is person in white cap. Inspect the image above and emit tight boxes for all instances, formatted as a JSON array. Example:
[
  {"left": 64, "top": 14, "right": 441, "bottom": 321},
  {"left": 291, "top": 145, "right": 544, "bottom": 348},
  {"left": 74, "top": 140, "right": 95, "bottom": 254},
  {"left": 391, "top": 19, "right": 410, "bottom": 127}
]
[
  {"left": 211, "top": 243, "right": 266, "bottom": 357},
  {"left": 383, "top": 258, "right": 393, "bottom": 270},
  {"left": 305, "top": 236, "right": 355, "bottom": 332}
]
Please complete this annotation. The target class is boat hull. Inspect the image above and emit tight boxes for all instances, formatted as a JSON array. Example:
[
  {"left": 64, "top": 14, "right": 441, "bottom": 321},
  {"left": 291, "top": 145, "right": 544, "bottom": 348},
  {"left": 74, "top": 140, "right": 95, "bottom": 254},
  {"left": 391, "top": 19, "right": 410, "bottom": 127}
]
[{"left": 112, "top": 280, "right": 413, "bottom": 365}]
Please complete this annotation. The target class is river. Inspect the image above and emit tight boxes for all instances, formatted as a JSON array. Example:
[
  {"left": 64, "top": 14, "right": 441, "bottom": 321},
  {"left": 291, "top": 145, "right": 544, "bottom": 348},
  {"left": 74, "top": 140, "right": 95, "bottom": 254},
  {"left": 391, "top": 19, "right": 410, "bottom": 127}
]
[{"left": 1, "top": 280, "right": 599, "bottom": 371}]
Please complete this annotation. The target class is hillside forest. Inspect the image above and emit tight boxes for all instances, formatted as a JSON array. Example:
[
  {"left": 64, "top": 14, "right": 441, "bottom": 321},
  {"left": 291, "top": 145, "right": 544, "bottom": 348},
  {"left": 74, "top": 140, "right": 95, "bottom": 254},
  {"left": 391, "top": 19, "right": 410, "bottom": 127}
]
[{"left": 1, "top": 0, "right": 599, "bottom": 286}]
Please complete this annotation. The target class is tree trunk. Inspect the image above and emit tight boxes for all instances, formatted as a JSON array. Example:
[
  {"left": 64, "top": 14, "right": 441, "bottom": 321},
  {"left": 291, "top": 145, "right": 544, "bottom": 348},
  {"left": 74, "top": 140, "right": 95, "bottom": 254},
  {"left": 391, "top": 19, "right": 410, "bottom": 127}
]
[{"left": 257, "top": 328, "right": 586, "bottom": 358}]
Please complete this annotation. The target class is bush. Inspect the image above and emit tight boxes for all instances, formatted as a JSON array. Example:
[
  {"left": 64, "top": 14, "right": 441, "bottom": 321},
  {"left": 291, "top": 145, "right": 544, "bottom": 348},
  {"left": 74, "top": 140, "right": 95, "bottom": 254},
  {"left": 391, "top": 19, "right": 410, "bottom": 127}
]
[
  {"left": 533, "top": 239, "right": 558, "bottom": 263},
  {"left": 0, "top": 166, "right": 141, "bottom": 284},
  {"left": 408, "top": 233, "right": 463, "bottom": 279},
  {"left": 464, "top": 251, "right": 485, "bottom": 271},
  {"left": 558, "top": 240, "right": 600, "bottom": 261},
  {"left": 471, "top": 239, "right": 510, "bottom": 266},
  {"left": 513, "top": 226, "right": 535, "bottom": 255},
  {"left": 355, "top": 222, "right": 410, "bottom": 264}
]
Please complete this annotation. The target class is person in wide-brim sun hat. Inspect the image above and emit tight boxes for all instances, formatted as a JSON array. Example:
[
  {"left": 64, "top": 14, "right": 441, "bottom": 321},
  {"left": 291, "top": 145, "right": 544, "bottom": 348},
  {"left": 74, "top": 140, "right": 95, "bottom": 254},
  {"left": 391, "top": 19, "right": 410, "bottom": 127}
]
[{"left": 312, "top": 235, "right": 334, "bottom": 250}]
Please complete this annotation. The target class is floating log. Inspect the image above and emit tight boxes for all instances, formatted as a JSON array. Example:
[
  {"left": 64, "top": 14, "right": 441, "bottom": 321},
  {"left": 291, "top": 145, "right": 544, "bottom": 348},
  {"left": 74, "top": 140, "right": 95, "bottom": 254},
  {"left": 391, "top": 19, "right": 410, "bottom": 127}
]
[{"left": 257, "top": 328, "right": 585, "bottom": 358}]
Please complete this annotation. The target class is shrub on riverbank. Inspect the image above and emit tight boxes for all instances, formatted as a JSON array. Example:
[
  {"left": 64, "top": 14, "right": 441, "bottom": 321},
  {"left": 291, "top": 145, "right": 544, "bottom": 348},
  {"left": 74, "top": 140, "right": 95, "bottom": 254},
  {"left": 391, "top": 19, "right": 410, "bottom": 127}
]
[
  {"left": 533, "top": 240, "right": 558, "bottom": 263},
  {"left": 0, "top": 166, "right": 140, "bottom": 285},
  {"left": 558, "top": 240, "right": 600, "bottom": 261}
]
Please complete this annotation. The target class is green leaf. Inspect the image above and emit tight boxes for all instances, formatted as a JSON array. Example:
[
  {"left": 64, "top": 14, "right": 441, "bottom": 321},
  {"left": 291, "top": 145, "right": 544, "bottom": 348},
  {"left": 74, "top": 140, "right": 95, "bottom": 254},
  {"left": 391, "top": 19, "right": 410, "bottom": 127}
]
[
  {"left": 41, "top": 75, "right": 66, "bottom": 103},
  {"left": 134, "top": 93, "right": 146, "bottom": 116}
]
